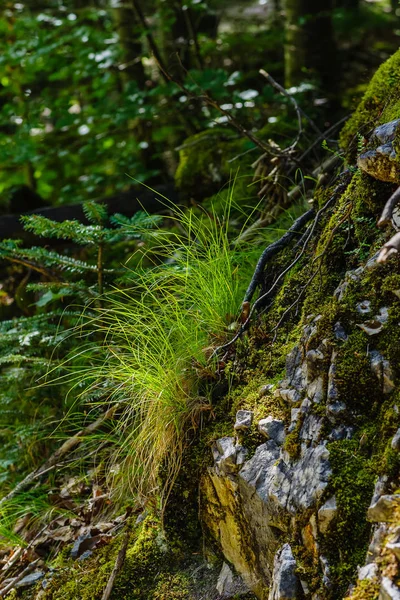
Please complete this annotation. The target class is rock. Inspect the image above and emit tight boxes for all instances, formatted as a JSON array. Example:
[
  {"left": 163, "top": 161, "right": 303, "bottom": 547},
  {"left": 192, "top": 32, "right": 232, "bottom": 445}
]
[
  {"left": 258, "top": 417, "right": 285, "bottom": 445},
  {"left": 358, "top": 307, "right": 389, "bottom": 336},
  {"left": 307, "top": 376, "right": 325, "bottom": 404},
  {"left": 299, "top": 414, "right": 323, "bottom": 443},
  {"left": 370, "top": 350, "right": 395, "bottom": 394},
  {"left": 289, "top": 408, "right": 300, "bottom": 432},
  {"left": 268, "top": 544, "right": 301, "bottom": 600},
  {"left": 234, "top": 410, "right": 254, "bottom": 431},
  {"left": 327, "top": 352, "right": 338, "bottom": 402},
  {"left": 329, "top": 425, "right": 354, "bottom": 441},
  {"left": 259, "top": 384, "right": 274, "bottom": 396},
  {"left": 78, "top": 550, "right": 93, "bottom": 561},
  {"left": 285, "top": 346, "right": 303, "bottom": 387},
  {"left": 213, "top": 437, "right": 248, "bottom": 475},
  {"left": 318, "top": 496, "right": 337, "bottom": 534},
  {"left": 289, "top": 444, "right": 331, "bottom": 511},
  {"left": 16, "top": 571, "right": 45, "bottom": 588},
  {"left": 306, "top": 349, "right": 325, "bottom": 382},
  {"left": 358, "top": 562, "right": 379, "bottom": 581},
  {"left": 334, "top": 321, "right": 348, "bottom": 342},
  {"left": 326, "top": 401, "right": 346, "bottom": 419},
  {"left": 320, "top": 555, "right": 331, "bottom": 588},
  {"left": 386, "top": 541, "right": 400, "bottom": 560},
  {"left": 391, "top": 428, "right": 400, "bottom": 450},
  {"left": 368, "top": 495, "right": 400, "bottom": 523},
  {"left": 367, "top": 524, "right": 390, "bottom": 562},
  {"left": 380, "top": 577, "right": 400, "bottom": 600},
  {"left": 216, "top": 562, "right": 250, "bottom": 598},
  {"left": 279, "top": 388, "right": 302, "bottom": 404},
  {"left": 356, "top": 300, "right": 372, "bottom": 315}
]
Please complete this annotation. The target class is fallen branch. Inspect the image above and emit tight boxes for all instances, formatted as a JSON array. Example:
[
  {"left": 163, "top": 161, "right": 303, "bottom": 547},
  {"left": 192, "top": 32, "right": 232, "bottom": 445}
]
[
  {"left": 378, "top": 185, "right": 400, "bottom": 228},
  {"left": 101, "top": 513, "right": 132, "bottom": 600},
  {"left": 0, "top": 559, "right": 40, "bottom": 598},
  {"left": 377, "top": 231, "right": 400, "bottom": 263},
  {"left": 0, "top": 403, "right": 121, "bottom": 508}
]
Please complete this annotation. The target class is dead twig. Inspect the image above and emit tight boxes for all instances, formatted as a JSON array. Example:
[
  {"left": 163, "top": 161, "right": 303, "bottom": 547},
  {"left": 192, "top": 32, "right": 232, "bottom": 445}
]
[
  {"left": 101, "top": 512, "right": 132, "bottom": 600},
  {"left": 0, "top": 559, "right": 40, "bottom": 597},
  {"left": 259, "top": 69, "right": 322, "bottom": 140},
  {"left": 154, "top": 55, "right": 271, "bottom": 154},
  {"left": 0, "top": 403, "right": 122, "bottom": 508},
  {"left": 259, "top": 70, "right": 303, "bottom": 153},
  {"left": 377, "top": 186, "right": 400, "bottom": 228}
]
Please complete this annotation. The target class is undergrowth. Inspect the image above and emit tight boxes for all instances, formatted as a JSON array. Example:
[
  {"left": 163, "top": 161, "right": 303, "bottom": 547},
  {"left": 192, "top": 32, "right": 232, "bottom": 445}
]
[{"left": 64, "top": 198, "right": 258, "bottom": 510}]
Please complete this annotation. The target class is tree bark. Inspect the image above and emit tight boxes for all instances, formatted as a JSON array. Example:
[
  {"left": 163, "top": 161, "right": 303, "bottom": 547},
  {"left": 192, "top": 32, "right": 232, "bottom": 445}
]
[
  {"left": 284, "top": 0, "right": 337, "bottom": 93},
  {"left": 112, "top": 2, "right": 146, "bottom": 89}
]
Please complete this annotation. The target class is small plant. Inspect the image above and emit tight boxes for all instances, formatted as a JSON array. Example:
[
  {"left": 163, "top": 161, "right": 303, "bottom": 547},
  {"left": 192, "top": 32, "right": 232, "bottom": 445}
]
[{"left": 72, "top": 199, "right": 256, "bottom": 509}]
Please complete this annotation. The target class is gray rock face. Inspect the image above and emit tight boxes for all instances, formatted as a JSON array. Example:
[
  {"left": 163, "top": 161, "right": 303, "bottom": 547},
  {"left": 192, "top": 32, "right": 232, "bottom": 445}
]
[
  {"left": 370, "top": 350, "right": 395, "bottom": 394},
  {"left": 258, "top": 417, "right": 285, "bottom": 445},
  {"left": 212, "top": 437, "right": 248, "bottom": 475},
  {"left": 318, "top": 496, "right": 337, "bottom": 534},
  {"left": 329, "top": 424, "right": 354, "bottom": 441},
  {"left": 334, "top": 321, "right": 348, "bottom": 342},
  {"left": 234, "top": 410, "right": 254, "bottom": 431},
  {"left": 380, "top": 577, "right": 400, "bottom": 600},
  {"left": 268, "top": 544, "right": 301, "bottom": 600},
  {"left": 391, "top": 428, "right": 400, "bottom": 450},
  {"left": 216, "top": 562, "right": 250, "bottom": 598},
  {"left": 239, "top": 441, "right": 331, "bottom": 514},
  {"left": 15, "top": 571, "right": 45, "bottom": 588},
  {"left": 368, "top": 495, "right": 400, "bottom": 523},
  {"left": 358, "top": 562, "right": 379, "bottom": 581}
]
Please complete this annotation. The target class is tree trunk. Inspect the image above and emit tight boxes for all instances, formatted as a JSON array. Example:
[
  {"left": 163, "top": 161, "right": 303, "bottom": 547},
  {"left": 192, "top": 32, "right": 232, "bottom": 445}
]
[
  {"left": 112, "top": 2, "right": 146, "bottom": 89},
  {"left": 284, "top": 0, "right": 337, "bottom": 93}
]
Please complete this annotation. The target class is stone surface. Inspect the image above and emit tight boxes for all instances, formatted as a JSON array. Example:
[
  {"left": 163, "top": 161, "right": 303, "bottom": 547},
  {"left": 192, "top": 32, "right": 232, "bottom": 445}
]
[
  {"left": 370, "top": 350, "right": 395, "bottom": 394},
  {"left": 329, "top": 425, "right": 354, "bottom": 441},
  {"left": 358, "top": 562, "right": 379, "bottom": 581},
  {"left": 368, "top": 494, "right": 400, "bottom": 523},
  {"left": 380, "top": 577, "right": 400, "bottom": 600},
  {"left": 258, "top": 417, "right": 285, "bottom": 445},
  {"left": 16, "top": 571, "right": 45, "bottom": 588},
  {"left": 318, "top": 496, "right": 337, "bottom": 534},
  {"left": 391, "top": 428, "right": 400, "bottom": 450},
  {"left": 234, "top": 410, "right": 254, "bottom": 431},
  {"left": 213, "top": 437, "right": 248, "bottom": 475},
  {"left": 268, "top": 544, "right": 301, "bottom": 600},
  {"left": 356, "top": 300, "right": 372, "bottom": 315},
  {"left": 216, "top": 562, "right": 250, "bottom": 598},
  {"left": 334, "top": 321, "right": 348, "bottom": 342}
]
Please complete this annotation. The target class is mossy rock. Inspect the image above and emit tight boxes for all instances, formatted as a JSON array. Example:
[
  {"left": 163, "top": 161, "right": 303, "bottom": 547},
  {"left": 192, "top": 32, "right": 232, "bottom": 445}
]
[
  {"left": 174, "top": 128, "right": 254, "bottom": 201},
  {"left": 340, "top": 47, "right": 400, "bottom": 159}
]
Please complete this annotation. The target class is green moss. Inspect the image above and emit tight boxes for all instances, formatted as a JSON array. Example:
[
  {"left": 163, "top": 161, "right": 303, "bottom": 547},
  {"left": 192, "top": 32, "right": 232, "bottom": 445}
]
[
  {"left": 152, "top": 573, "right": 190, "bottom": 599},
  {"left": 345, "top": 577, "right": 380, "bottom": 600},
  {"left": 340, "top": 48, "right": 400, "bottom": 157},
  {"left": 174, "top": 128, "right": 254, "bottom": 201},
  {"left": 335, "top": 330, "right": 380, "bottom": 414},
  {"left": 323, "top": 439, "right": 376, "bottom": 596}
]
